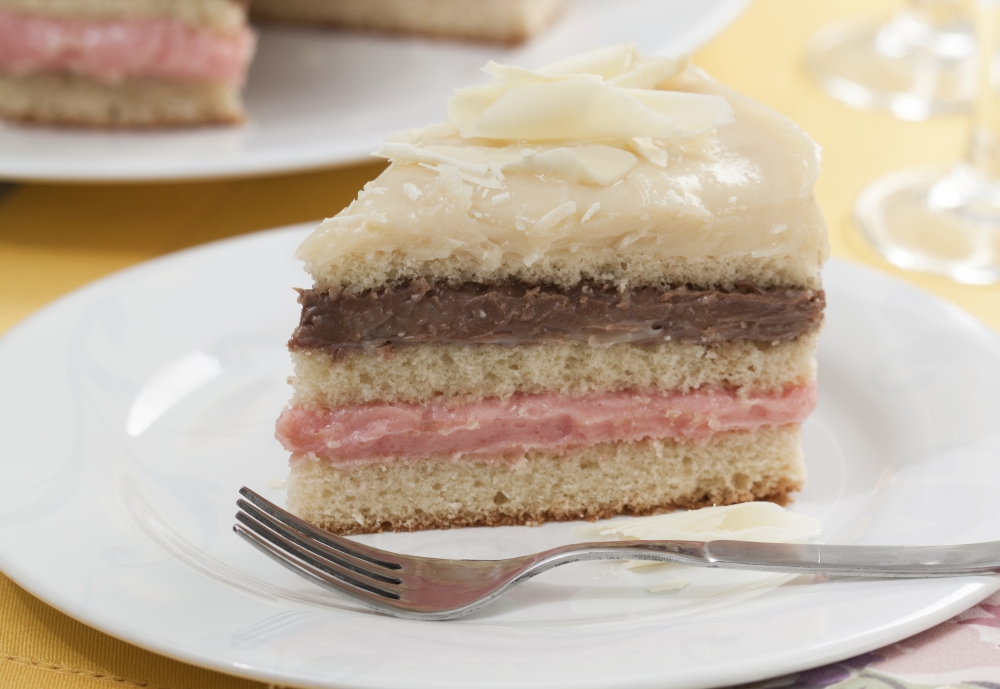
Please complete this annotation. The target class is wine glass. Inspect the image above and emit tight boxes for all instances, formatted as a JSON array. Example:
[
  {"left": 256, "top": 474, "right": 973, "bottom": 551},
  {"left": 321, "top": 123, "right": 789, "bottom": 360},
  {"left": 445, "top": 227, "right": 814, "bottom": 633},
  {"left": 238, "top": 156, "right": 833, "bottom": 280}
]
[
  {"left": 808, "top": 0, "right": 976, "bottom": 120},
  {"left": 854, "top": 0, "right": 1000, "bottom": 285}
]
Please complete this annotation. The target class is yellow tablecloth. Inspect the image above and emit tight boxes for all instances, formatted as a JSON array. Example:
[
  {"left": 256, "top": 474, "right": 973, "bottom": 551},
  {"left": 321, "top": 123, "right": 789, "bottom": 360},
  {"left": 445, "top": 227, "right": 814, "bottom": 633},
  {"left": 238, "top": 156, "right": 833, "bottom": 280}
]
[{"left": 1, "top": 1, "right": 998, "bottom": 687}]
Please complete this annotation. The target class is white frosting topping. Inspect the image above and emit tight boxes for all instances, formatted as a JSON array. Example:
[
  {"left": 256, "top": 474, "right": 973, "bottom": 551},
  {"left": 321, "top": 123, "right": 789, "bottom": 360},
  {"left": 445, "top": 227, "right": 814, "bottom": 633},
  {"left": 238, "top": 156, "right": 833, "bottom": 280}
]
[
  {"left": 373, "top": 45, "right": 730, "bottom": 190},
  {"left": 297, "top": 45, "right": 827, "bottom": 280}
]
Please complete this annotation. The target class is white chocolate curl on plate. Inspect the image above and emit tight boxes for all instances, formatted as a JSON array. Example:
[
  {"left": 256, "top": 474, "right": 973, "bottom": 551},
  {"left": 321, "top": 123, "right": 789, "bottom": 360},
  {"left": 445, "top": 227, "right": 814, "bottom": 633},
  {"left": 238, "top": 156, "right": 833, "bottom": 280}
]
[
  {"left": 574, "top": 502, "right": 822, "bottom": 569},
  {"left": 575, "top": 502, "right": 822, "bottom": 542}
]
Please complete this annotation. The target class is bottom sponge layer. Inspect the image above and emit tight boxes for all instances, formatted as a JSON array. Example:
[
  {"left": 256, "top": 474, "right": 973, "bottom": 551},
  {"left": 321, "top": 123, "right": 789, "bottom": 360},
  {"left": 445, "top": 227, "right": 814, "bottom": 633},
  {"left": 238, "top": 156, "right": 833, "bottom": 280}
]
[
  {"left": 0, "top": 72, "right": 243, "bottom": 126},
  {"left": 286, "top": 426, "right": 805, "bottom": 534}
]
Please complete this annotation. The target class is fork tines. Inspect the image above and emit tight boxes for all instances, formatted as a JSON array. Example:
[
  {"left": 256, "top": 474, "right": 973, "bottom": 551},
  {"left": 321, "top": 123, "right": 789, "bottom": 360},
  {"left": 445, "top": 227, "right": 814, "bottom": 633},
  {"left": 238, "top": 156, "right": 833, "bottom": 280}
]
[{"left": 233, "top": 487, "right": 404, "bottom": 605}]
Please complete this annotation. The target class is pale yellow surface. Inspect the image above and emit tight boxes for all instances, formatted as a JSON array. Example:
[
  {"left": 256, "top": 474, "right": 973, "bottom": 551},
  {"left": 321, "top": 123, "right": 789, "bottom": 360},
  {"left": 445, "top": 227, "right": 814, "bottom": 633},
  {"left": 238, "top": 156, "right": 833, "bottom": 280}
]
[{"left": 0, "top": 1, "right": 998, "bottom": 688}]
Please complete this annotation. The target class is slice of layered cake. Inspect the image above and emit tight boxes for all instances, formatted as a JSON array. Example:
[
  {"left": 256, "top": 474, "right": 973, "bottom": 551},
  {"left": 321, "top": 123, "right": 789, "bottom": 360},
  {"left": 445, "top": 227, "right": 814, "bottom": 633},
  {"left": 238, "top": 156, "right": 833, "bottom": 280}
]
[
  {"left": 250, "top": 0, "right": 564, "bottom": 45},
  {"left": 0, "top": 0, "right": 255, "bottom": 126},
  {"left": 277, "top": 45, "right": 829, "bottom": 534}
]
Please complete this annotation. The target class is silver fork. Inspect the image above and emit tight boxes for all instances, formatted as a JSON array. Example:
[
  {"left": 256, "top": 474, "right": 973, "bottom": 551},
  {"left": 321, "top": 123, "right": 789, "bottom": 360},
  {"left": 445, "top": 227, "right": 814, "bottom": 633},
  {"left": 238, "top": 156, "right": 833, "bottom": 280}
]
[{"left": 233, "top": 487, "right": 1000, "bottom": 621}]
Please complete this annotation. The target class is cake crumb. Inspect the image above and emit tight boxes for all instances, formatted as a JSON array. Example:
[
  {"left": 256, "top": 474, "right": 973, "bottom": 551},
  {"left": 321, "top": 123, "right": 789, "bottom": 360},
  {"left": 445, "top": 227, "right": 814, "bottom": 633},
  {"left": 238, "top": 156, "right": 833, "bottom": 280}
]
[{"left": 647, "top": 579, "right": 688, "bottom": 593}]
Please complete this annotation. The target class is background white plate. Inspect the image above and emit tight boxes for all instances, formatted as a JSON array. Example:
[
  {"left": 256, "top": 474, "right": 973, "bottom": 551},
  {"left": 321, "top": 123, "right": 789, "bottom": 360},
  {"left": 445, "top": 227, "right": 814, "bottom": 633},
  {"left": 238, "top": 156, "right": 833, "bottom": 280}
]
[
  {"left": 2, "top": 224, "right": 1000, "bottom": 689},
  {"left": 0, "top": 0, "right": 749, "bottom": 182}
]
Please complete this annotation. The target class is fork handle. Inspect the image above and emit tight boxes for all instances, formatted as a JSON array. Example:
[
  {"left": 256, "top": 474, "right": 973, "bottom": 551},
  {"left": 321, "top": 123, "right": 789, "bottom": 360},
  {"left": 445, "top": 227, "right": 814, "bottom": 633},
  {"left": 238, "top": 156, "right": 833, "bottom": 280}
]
[
  {"left": 556, "top": 540, "right": 1000, "bottom": 577},
  {"left": 699, "top": 540, "right": 1000, "bottom": 577}
]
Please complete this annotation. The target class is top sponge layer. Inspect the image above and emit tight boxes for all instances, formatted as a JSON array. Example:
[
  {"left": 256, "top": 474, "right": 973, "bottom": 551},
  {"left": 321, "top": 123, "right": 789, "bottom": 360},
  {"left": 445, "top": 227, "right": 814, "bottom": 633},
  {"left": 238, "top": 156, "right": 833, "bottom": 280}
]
[{"left": 296, "top": 45, "right": 829, "bottom": 292}]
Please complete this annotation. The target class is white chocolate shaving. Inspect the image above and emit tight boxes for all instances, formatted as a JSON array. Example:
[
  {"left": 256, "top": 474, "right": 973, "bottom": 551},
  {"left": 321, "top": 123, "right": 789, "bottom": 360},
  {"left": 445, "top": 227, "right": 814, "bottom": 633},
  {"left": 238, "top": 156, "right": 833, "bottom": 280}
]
[
  {"left": 609, "top": 55, "right": 691, "bottom": 88},
  {"left": 402, "top": 183, "right": 423, "bottom": 201},
  {"left": 628, "top": 138, "right": 668, "bottom": 167},
  {"left": 376, "top": 142, "right": 506, "bottom": 189},
  {"left": 542, "top": 46, "right": 686, "bottom": 88},
  {"left": 539, "top": 43, "right": 637, "bottom": 78},
  {"left": 647, "top": 579, "right": 689, "bottom": 593},
  {"left": 382, "top": 142, "right": 637, "bottom": 188},
  {"left": 450, "top": 76, "right": 732, "bottom": 142},
  {"left": 385, "top": 122, "right": 460, "bottom": 145},
  {"left": 534, "top": 201, "right": 577, "bottom": 233},
  {"left": 447, "top": 44, "right": 732, "bottom": 143},
  {"left": 581, "top": 202, "right": 600, "bottom": 223},
  {"left": 504, "top": 145, "right": 637, "bottom": 186}
]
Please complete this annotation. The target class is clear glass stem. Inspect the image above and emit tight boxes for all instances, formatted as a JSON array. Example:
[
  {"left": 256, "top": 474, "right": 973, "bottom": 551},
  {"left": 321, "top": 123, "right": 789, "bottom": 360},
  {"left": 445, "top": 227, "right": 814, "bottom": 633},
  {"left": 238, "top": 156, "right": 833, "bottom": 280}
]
[
  {"left": 930, "top": 0, "right": 1000, "bottom": 214},
  {"left": 853, "top": 0, "right": 1000, "bottom": 284},
  {"left": 808, "top": 0, "right": 976, "bottom": 119},
  {"left": 966, "top": 0, "right": 1000, "bottom": 179},
  {"left": 908, "top": 0, "right": 965, "bottom": 28},
  {"left": 874, "top": 0, "right": 973, "bottom": 62}
]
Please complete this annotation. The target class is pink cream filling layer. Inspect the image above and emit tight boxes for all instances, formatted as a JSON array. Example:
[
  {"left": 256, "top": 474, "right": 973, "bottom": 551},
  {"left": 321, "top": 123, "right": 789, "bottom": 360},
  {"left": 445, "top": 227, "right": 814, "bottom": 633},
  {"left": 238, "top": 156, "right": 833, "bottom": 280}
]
[
  {"left": 0, "top": 11, "right": 255, "bottom": 85},
  {"left": 276, "top": 383, "right": 818, "bottom": 465}
]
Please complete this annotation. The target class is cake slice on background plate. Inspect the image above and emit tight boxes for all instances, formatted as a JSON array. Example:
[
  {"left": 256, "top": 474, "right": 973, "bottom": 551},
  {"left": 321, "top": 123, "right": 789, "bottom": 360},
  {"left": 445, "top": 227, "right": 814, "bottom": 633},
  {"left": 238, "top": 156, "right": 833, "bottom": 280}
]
[
  {"left": 276, "top": 44, "right": 829, "bottom": 534},
  {"left": 249, "top": 0, "right": 564, "bottom": 45},
  {"left": 0, "top": 0, "right": 256, "bottom": 126}
]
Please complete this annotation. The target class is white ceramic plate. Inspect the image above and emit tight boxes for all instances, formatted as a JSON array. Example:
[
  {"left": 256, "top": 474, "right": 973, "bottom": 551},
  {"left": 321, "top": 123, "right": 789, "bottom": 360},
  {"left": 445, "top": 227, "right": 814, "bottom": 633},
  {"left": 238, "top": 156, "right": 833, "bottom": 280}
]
[
  {"left": 0, "top": 0, "right": 749, "bottom": 182},
  {"left": 2, "top": 224, "right": 1000, "bottom": 689}
]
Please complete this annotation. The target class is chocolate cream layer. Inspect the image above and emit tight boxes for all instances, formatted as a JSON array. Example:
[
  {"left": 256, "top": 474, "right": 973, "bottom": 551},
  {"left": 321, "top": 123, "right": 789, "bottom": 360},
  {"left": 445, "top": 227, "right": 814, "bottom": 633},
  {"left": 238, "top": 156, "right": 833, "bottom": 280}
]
[{"left": 289, "top": 279, "right": 825, "bottom": 356}]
